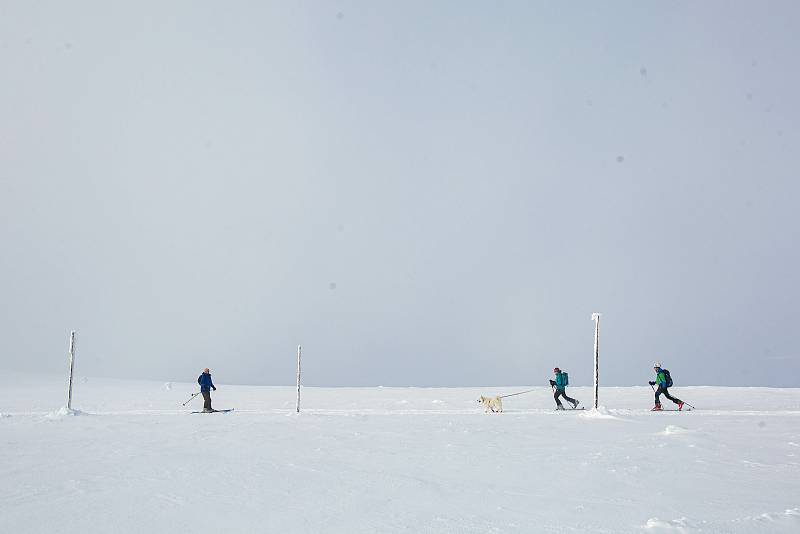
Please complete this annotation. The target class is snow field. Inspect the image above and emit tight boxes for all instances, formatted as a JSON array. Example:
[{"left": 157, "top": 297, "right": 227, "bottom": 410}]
[{"left": 1, "top": 373, "right": 799, "bottom": 533}]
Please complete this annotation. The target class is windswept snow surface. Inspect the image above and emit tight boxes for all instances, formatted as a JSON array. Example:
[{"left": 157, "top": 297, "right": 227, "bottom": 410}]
[{"left": 2, "top": 373, "right": 799, "bottom": 533}]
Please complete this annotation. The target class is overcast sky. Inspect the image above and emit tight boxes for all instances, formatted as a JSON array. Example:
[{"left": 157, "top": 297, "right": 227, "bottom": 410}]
[{"left": 1, "top": 1, "right": 798, "bottom": 387}]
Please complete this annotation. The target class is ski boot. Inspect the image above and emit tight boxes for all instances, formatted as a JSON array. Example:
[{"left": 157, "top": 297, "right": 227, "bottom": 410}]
[
  {"left": 572, "top": 400, "right": 580, "bottom": 409},
  {"left": 651, "top": 405, "right": 663, "bottom": 411},
  {"left": 678, "top": 402, "right": 684, "bottom": 411},
  {"left": 556, "top": 404, "right": 565, "bottom": 410}
]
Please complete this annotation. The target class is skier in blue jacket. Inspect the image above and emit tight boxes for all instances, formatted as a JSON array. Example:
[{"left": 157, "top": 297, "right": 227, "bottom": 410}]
[
  {"left": 549, "top": 367, "right": 579, "bottom": 410},
  {"left": 198, "top": 368, "right": 217, "bottom": 412}
]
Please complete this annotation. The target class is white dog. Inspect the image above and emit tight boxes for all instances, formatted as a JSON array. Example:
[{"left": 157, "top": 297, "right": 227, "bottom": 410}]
[{"left": 478, "top": 395, "right": 503, "bottom": 413}]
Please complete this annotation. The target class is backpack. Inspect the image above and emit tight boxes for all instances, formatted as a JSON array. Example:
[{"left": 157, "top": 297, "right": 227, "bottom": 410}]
[
  {"left": 562, "top": 371, "right": 569, "bottom": 387},
  {"left": 662, "top": 369, "right": 673, "bottom": 388}
]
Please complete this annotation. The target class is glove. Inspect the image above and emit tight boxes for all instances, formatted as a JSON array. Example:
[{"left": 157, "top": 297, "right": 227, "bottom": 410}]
[
  {"left": 648, "top": 381, "right": 655, "bottom": 386},
  {"left": 213, "top": 386, "right": 217, "bottom": 391},
  {"left": 549, "top": 380, "right": 555, "bottom": 387}
]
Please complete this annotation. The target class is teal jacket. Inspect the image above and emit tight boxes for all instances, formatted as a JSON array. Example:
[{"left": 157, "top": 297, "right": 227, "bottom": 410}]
[{"left": 554, "top": 371, "right": 568, "bottom": 391}]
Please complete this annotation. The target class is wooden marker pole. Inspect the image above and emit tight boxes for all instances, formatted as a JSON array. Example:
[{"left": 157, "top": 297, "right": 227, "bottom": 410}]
[
  {"left": 592, "top": 313, "right": 601, "bottom": 410},
  {"left": 66, "top": 331, "right": 76, "bottom": 410},
  {"left": 296, "top": 345, "right": 302, "bottom": 413}
]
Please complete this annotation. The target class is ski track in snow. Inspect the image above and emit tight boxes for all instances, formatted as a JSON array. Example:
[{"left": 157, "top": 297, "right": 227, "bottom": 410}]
[{"left": 1, "top": 373, "right": 799, "bottom": 533}]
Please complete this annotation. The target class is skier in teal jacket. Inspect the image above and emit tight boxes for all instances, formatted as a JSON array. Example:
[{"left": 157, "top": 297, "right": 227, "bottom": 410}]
[
  {"left": 649, "top": 363, "right": 683, "bottom": 411},
  {"left": 549, "top": 367, "right": 579, "bottom": 410}
]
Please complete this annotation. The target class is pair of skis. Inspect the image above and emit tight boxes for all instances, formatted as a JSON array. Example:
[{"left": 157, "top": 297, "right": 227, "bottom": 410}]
[
  {"left": 556, "top": 404, "right": 585, "bottom": 411},
  {"left": 651, "top": 406, "right": 694, "bottom": 412},
  {"left": 184, "top": 391, "right": 234, "bottom": 414}
]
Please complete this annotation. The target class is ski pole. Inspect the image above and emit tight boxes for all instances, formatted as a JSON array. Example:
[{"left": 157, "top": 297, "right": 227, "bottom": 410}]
[{"left": 182, "top": 391, "right": 201, "bottom": 406}]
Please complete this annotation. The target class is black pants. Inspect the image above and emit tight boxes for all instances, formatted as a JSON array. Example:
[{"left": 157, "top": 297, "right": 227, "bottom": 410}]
[
  {"left": 655, "top": 385, "right": 681, "bottom": 407},
  {"left": 554, "top": 389, "right": 576, "bottom": 407},
  {"left": 202, "top": 390, "right": 212, "bottom": 411}
]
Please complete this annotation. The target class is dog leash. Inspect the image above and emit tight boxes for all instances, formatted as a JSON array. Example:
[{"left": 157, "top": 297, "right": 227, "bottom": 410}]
[{"left": 498, "top": 388, "right": 537, "bottom": 399}]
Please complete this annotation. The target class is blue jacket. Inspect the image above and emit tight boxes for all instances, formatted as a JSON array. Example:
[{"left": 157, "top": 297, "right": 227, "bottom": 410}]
[{"left": 198, "top": 372, "right": 215, "bottom": 392}]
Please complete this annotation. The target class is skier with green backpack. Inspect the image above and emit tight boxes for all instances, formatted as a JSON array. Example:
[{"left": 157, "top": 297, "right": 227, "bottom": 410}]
[
  {"left": 550, "top": 367, "right": 579, "bottom": 410},
  {"left": 649, "top": 363, "right": 684, "bottom": 411}
]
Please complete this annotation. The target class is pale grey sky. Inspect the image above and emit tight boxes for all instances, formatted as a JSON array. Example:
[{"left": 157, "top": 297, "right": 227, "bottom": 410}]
[{"left": 1, "top": 1, "right": 798, "bottom": 386}]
